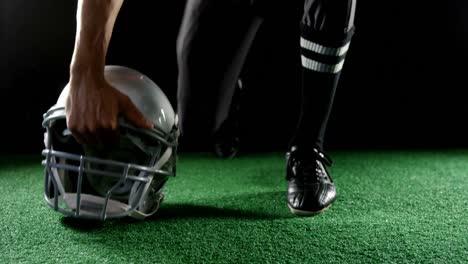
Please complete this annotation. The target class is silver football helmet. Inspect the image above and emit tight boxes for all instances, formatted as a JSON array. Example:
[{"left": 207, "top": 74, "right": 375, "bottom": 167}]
[{"left": 42, "top": 65, "right": 178, "bottom": 220}]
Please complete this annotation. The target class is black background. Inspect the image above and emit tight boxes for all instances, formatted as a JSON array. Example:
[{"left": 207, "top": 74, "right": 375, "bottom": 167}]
[{"left": 1, "top": 0, "right": 467, "bottom": 154}]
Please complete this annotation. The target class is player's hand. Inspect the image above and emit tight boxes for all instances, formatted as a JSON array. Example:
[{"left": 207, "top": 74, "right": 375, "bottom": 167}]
[{"left": 65, "top": 75, "right": 153, "bottom": 145}]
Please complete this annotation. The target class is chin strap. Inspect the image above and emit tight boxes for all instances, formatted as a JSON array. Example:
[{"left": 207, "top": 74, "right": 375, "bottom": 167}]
[{"left": 130, "top": 146, "right": 173, "bottom": 219}]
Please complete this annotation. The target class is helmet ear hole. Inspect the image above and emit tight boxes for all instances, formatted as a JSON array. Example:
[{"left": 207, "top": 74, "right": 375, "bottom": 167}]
[
  {"left": 49, "top": 120, "right": 78, "bottom": 147},
  {"left": 51, "top": 120, "right": 70, "bottom": 142}
]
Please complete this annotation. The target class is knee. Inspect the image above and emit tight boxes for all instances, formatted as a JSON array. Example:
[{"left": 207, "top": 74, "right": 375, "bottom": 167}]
[
  {"left": 176, "top": 31, "right": 188, "bottom": 64},
  {"left": 300, "top": 0, "right": 356, "bottom": 74},
  {"left": 302, "top": 0, "right": 356, "bottom": 38},
  {"left": 176, "top": 0, "right": 207, "bottom": 63}
]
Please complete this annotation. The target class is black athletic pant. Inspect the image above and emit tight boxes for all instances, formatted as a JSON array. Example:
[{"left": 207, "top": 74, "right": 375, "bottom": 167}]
[{"left": 177, "top": 0, "right": 356, "bottom": 152}]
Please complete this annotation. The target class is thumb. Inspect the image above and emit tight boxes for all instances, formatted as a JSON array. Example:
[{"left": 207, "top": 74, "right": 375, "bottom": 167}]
[{"left": 119, "top": 95, "right": 153, "bottom": 129}]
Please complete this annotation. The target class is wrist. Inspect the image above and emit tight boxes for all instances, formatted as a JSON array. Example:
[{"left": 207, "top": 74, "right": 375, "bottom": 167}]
[
  {"left": 70, "top": 58, "right": 104, "bottom": 74},
  {"left": 70, "top": 62, "right": 105, "bottom": 83}
]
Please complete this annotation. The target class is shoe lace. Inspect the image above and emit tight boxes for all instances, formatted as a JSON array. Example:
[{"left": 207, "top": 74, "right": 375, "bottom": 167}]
[
  {"left": 302, "top": 160, "right": 327, "bottom": 182},
  {"left": 288, "top": 148, "right": 333, "bottom": 182}
]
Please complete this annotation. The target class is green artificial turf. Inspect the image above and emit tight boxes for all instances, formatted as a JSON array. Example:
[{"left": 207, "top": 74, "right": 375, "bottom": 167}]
[{"left": 0, "top": 150, "right": 467, "bottom": 263}]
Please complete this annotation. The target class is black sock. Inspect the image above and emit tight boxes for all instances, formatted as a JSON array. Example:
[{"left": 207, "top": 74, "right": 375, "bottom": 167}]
[{"left": 289, "top": 24, "right": 355, "bottom": 152}]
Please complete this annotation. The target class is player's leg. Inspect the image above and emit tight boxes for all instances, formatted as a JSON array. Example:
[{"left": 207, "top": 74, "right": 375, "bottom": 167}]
[
  {"left": 177, "top": 0, "right": 263, "bottom": 154},
  {"left": 287, "top": 0, "right": 357, "bottom": 216}
]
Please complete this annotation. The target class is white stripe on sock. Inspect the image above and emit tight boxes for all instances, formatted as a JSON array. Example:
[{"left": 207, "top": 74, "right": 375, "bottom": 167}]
[
  {"left": 301, "top": 56, "right": 344, "bottom": 73},
  {"left": 300, "top": 37, "right": 350, "bottom": 57}
]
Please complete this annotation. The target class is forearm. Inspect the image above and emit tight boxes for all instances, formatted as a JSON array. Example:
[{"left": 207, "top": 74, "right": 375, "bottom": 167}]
[{"left": 70, "top": 0, "right": 123, "bottom": 79}]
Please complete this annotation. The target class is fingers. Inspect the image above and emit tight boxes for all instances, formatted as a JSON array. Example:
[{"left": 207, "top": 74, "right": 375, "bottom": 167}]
[
  {"left": 67, "top": 118, "right": 85, "bottom": 144},
  {"left": 87, "top": 117, "right": 119, "bottom": 146},
  {"left": 68, "top": 117, "right": 118, "bottom": 146},
  {"left": 119, "top": 95, "right": 153, "bottom": 129},
  {"left": 68, "top": 127, "right": 86, "bottom": 144},
  {"left": 65, "top": 86, "right": 152, "bottom": 147},
  {"left": 68, "top": 124, "right": 98, "bottom": 145}
]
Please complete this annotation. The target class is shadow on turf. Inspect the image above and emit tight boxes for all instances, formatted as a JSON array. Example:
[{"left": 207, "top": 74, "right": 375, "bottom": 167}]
[
  {"left": 61, "top": 217, "right": 105, "bottom": 231},
  {"left": 155, "top": 205, "right": 288, "bottom": 221},
  {"left": 154, "top": 191, "right": 293, "bottom": 221},
  {"left": 60, "top": 191, "right": 294, "bottom": 231}
]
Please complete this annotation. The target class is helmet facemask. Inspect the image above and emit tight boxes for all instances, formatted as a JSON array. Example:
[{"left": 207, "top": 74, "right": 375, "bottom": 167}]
[{"left": 42, "top": 118, "right": 176, "bottom": 220}]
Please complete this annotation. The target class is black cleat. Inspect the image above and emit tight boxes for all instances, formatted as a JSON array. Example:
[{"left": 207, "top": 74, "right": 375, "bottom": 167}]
[
  {"left": 286, "top": 146, "right": 336, "bottom": 216},
  {"left": 213, "top": 80, "right": 242, "bottom": 159}
]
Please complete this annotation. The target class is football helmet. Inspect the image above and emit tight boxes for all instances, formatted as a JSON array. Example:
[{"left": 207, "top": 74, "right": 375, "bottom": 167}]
[{"left": 42, "top": 65, "right": 178, "bottom": 220}]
